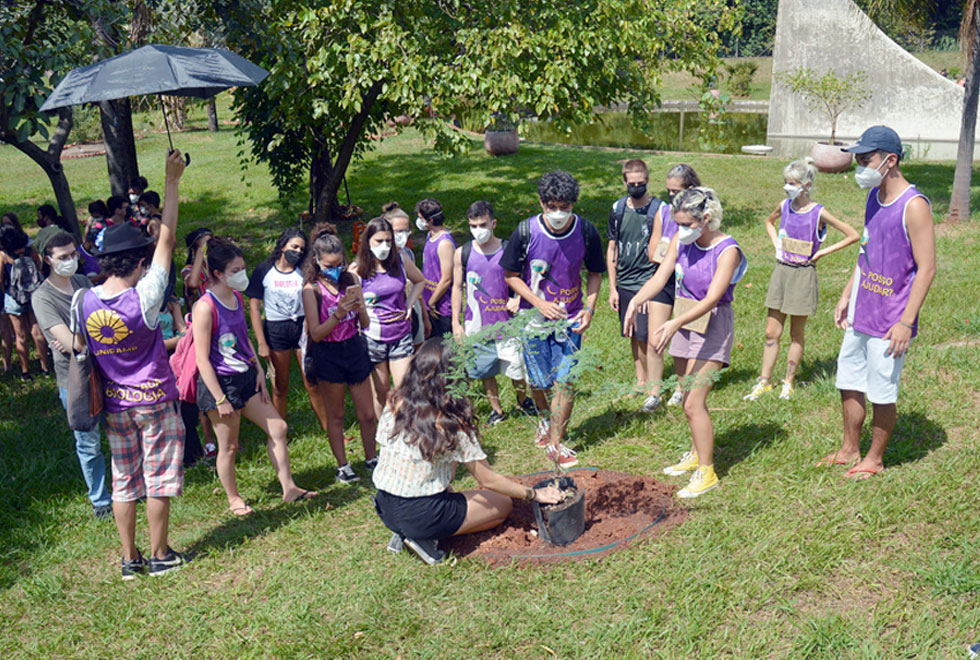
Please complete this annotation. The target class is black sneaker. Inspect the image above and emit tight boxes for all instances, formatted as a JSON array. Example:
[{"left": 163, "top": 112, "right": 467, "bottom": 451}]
[
  {"left": 336, "top": 464, "right": 360, "bottom": 484},
  {"left": 121, "top": 552, "right": 147, "bottom": 581},
  {"left": 148, "top": 547, "right": 189, "bottom": 577},
  {"left": 365, "top": 458, "right": 379, "bottom": 471},
  {"left": 404, "top": 537, "right": 445, "bottom": 565},
  {"left": 387, "top": 532, "right": 404, "bottom": 554},
  {"left": 93, "top": 504, "right": 113, "bottom": 520},
  {"left": 486, "top": 410, "right": 506, "bottom": 426},
  {"left": 520, "top": 397, "right": 538, "bottom": 416},
  {"left": 19, "top": 371, "right": 33, "bottom": 381}
]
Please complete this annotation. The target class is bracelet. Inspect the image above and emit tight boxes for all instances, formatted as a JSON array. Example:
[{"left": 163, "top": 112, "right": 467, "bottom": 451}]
[
  {"left": 899, "top": 320, "right": 914, "bottom": 330},
  {"left": 524, "top": 486, "right": 535, "bottom": 501},
  {"left": 584, "top": 307, "right": 594, "bottom": 315},
  {"left": 215, "top": 394, "right": 228, "bottom": 405}
]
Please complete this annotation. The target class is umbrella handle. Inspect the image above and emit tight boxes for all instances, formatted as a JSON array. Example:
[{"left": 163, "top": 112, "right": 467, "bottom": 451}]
[{"left": 168, "top": 149, "right": 191, "bottom": 166}]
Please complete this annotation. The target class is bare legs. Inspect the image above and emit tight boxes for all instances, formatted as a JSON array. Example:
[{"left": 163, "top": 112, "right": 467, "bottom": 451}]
[
  {"left": 646, "top": 301, "right": 678, "bottom": 399},
  {"left": 114, "top": 497, "right": 170, "bottom": 560},
  {"left": 0, "top": 311, "right": 13, "bottom": 372},
  {"left": 370, "top": 355, "right": 412, "bottom": 418},
  {"left": 454, "top": 490, "right": 513, "bottom": 535},
  {"left": 630, "top": 336, "right": 647, "bottom": 389},
  {"left": 9, "top": 309, "right": 49, "bottom": 375},
  {"left": 679, "top": 358, "right": 723, "bottom": 468},
  {"left": 818, "top": 390, "right": 895, "bottom": 478},
  {"left": 758, "top": 309, "right": 808, "bottom": 385},
  {"left": 267, "top": 348, "right": 330, "bottom": 431},
  {"left": 317, "top": 379, "right": 377, "bottom": 468}
]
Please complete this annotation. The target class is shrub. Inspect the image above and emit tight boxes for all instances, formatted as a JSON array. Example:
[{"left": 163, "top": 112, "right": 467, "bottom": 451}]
[{"left": 725, "top": 61, "right": 758, "bottom": 97}]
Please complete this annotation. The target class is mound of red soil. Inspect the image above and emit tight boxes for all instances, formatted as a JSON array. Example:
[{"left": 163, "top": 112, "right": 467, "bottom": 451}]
[{"left": 444, "top": 469, "right": 688, "bottom": 566}]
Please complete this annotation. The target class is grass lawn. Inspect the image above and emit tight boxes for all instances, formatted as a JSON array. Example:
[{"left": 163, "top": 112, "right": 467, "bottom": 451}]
[{"left": 2, "top": 107, "right": 980, "bottom": 658}]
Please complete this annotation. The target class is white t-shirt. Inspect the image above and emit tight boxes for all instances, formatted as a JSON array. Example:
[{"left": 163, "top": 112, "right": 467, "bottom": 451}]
[{"left": 244, "top": 261, "right": 304, "bottom": 322}]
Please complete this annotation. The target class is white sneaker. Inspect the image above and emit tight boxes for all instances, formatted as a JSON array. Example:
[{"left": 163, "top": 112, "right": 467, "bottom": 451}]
[
  {"left": 642, "top": 394, "right": 662, "bottom": 412},
  {"left": 535, "top": 419, "right": 551, "bottom": 447},
  {"left": 545, "top": 443, "right": 579, "bottom": 468},
  {"left": 666, "top": 390, "right": 684, "bottom": 407}
]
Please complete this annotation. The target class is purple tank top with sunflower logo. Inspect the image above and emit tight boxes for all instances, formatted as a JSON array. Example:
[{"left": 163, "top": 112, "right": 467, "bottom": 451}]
[{"left": 80, "top": 288, "right": 177, "bottom": 412}]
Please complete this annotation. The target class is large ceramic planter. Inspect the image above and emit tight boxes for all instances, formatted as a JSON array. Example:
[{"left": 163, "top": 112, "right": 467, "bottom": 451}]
[
  {"left": 484, "top": 129, "right": 519, "bottom": 157},
  {"left": 810, "top": 141, "right": 853, "bottom": 173}
]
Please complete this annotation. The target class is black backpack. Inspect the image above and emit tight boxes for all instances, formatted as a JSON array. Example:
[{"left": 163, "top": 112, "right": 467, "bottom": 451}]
[
  {"left": 460, "top": 238, "right": 509, "bottom": 272},
  {"left": 610, "top": 196, "right": 664, "bottom": 243},
  {"left": 8, "top": 252, "right": 42, "bottom": 305},
  {"left": 509, "top": 214, "right": 597, "bottom": 271}
]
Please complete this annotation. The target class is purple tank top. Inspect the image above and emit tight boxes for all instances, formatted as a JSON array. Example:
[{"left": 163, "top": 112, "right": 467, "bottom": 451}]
[
  {"left": 660, "top": 203, "right": 679, "bottom": 241},
  {"left": 318, "top": 280, "right": 358, "bottom": 342},
  {"left": 520, "top": 215, "right": 587, "bottom": 316},
  {"left": 850, "top": 185, "right": 928, "bottom": 338},
  {"left": 463, "top": 242, "right": 511, "bottom": 335},
  {"left": 81, "top": 288, "right": 177, "bottom": 412},
  {"left": 206, "top": 291, "right": 256, "bottom": 376},
  {"left": 78, "top": 246, "right": 101, "bottom": 277},
  {"left": 778, "top": 199, "right": 826, "bottom": 264},
  {"left": 422, "top": 231, "right": 456, "bottom": 316},
  {"left": 675, "top": 236, "right": 747, "bottom": 306},
  {"left": 362, "top": 263, "right": 411, "bottom": 342}
]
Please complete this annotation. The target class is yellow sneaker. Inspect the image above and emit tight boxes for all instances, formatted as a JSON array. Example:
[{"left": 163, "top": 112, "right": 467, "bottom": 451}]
[
  {"left": 663, "top": 450, "right": 699, "bottom": 476},
  {"left": 677, "top": 465, "right": 719, "bottom": 498},
  {"left": 743, "top": 379, "right": 774, "bottom": 401},
  {"left": 779, "top": 380, "right": 794, "bottom": 400}
]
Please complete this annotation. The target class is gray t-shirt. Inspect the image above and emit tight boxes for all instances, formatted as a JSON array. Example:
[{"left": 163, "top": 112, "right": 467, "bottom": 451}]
[{"left": 31, "top": 275, "right": 93, "bottom": 388}]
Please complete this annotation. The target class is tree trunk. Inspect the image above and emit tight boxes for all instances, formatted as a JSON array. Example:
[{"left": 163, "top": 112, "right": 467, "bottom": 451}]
[
  {"left": 207, "top": 97, "right": 219, "bottom": 132},
  {"left": 100, "top": 98, "right": 140, "bottom": 197},
  {"left": 949, "top": 3, "right": 980, "bottom": 222},
  {"left": 3, "top": 109, "right": 82, "bottom": 237},
  {"left": 312, "top": 80, "right": 385, "bottom": 223}
]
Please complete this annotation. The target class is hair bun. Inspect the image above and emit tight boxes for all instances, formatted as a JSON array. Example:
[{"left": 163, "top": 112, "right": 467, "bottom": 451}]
[
  {"left": 803, "top": 156, "right": 815, "bottom": 165},
  {"left": 310, "top": 222, "right": 338, "bottom": 241},
  {"left": 381, "top": 201, "right": 401, "bottom": 213}
]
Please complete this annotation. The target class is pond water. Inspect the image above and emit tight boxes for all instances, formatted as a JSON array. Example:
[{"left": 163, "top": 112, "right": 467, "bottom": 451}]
[{"left": 524, "top": 111, "right": 769, "bottom": 155}]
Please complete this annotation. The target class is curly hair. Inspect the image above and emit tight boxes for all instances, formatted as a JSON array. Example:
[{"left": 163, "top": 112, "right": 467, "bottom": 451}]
[
  {"left": 390, "top": 338, "right": 477, "bottom": 462},
  {"left": 537, "top": 170, "right": 579, "bottom": 205},
  {"left": 98, "top": 244, "right": 154, "bottom": 278}
]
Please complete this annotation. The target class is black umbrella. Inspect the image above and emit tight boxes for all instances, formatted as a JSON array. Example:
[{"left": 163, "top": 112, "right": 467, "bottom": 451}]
[{"left": 40, "top": 44, "right": 269, "bottom": 164}]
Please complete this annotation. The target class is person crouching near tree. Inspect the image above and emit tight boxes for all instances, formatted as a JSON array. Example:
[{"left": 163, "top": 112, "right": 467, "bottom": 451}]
[
  {"left": 624, "top": 187, "right": 747, "bottom": 498},
  {"left": 372, "top": 338, "right": 562, "bottom": 565},
  {"left": 744, "top": 156, "right": 859, "bottom": 402},
  {"left": 192, "top": 237, "right": 318, "bottom": 516},
  {"left": 73, "top": 150, "right": 189, "bottom": 579},
  {"left": 302, "top": 223, "right": 378, "bottom": 485}
]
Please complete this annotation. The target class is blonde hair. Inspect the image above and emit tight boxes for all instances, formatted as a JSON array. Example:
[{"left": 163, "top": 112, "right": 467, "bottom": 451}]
[
  {"left": 381, "top": 201, "right": 410, "bottom": 222},
  {"left": 672, "top": 186, "right": 723, "bottom": 230},
  {"left": 782, "top": 156, "right": 817, "bottom": 187}
]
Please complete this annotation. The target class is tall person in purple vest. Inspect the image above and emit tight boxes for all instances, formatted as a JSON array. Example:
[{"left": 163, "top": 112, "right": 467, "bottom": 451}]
[
  {"left": 624, "top": 188, "right": 748, "bottom": 498},
  {"left": 451, "top": 201, "right": 534, "bottom": 426},
  {"left": 744, "top": 157, "right": 859, "bottom": 402},
  {"left": 501, "top": 171, "right": 605, "bottom": 468},
  {"left": 193, "top": 238, "right": 319, "bottom": 515},
  {"left": 74, "top": 150, "right": 189, "bottom": 579},
  {"left": 416, "top": 199, "right": 456, "bottom": 338},
  {"left": 818, "top": 126, "right": 936, "bottom": 479}
]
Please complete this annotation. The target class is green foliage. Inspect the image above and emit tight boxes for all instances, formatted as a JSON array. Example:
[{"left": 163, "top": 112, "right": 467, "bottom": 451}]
[
  {"left": 719, "top": 0, "right": 778, "bottom": 57},
  {"left": 776, "top": 67, "right": 872, "bottom": 144},
  {"left": 69, "top": 105, "right": 103, "bottom": 143},
  {"left": 725, "top": 61, "right": 759, "bottom": 97}
]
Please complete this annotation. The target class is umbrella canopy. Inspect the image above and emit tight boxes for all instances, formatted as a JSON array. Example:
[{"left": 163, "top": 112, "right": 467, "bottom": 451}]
[{"left": 40, "top": 44, "right": 268, "bottom": 111}]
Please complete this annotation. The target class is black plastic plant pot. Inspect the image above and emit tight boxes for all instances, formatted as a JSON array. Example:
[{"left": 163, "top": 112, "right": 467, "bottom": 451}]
[{"left": 532, "top": 476, "right": 585, "bottom": 546}]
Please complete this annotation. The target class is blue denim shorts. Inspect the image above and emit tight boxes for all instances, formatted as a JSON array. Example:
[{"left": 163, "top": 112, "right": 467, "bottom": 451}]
[{"left": 522, "top": 328, "right": 582, "bottom": 390}]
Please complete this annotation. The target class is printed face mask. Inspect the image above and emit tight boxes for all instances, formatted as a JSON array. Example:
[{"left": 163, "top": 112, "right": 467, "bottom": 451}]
[
  {"left": 783, "top": 183, "right": 803, "bottom": 200},
  {"left": 226, "top": 269, "right": 249, "bottom": 291},
  {"left": 415, "top": 217, "right": 428, "bottom": 232},
  {"left": 283, "top": 249, "right": 303, "bottom": 266},
  {"left": 370, "top": 241, "right": 391, "bottom": 261},
  {"left": 53, "top": 256, "right": 78, "bottom": 277},
  {"left": 394, "top": 230, "right": 411, "bottom": 249},
  {"left": 545, "top": 209, "right": 572, "bottom": 231},
  {"left": 322, "top": 265, "right": 343, "bottom": 281},
  {"left": 854, "top": 158, "right": 890, "bottom": 189},
  {"left": 676, "top": 224, "right": 702, "bottom": 245},
  {"left": 470, "top": 225, "right": 492, "bottom": 245},
  {"left": 627, "top": 183, "right": 647, "bottom": 199}
]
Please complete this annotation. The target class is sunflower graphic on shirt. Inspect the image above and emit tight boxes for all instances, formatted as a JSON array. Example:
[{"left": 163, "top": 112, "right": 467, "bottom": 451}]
[{"left": 86, "top": 309, "right": 132, "bottom": 345}]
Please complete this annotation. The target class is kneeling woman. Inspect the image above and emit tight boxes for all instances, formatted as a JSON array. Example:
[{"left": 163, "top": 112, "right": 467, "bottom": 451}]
[
  {"left": 193, "top": 238, "right": 318, "bottom": 515},
  {"left": 372, "top": 339, "right": 561, "bottom": 565},
  {"left": 625, "top": 187, "right": 747, "bottom": 498}
]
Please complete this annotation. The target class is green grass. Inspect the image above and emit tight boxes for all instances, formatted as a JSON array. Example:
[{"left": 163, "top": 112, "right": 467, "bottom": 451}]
[{"left": 2, "top": 107, "right": 980, "bottom": 658}]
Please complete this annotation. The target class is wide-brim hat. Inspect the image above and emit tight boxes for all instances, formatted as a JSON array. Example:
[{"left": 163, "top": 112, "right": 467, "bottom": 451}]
[{"left": 98, "top": 223, "right": 155, "bottom": 255}]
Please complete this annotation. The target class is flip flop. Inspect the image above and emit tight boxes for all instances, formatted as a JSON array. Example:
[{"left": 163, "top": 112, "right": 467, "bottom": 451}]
[
  {"left": 285, "top": 489, "right": 317, "bottom": 503},
  {"left": 845, "top": 466, "right": 883, "bottom": 480},
  {"left": 815, "top": 454, "right": 858, "bottom": 467},
  {"left": 229, "top": 504, "right": 253, "bottom": 516}
]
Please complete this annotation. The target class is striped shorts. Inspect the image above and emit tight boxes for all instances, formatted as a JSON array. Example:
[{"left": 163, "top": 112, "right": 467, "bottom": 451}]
[{"left": 104, "top": 400, "right": 185, "bottom": 502}]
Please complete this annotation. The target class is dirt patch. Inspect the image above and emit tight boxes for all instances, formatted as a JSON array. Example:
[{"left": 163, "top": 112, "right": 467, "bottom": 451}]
[{"left": 443, "top": 469, "right": 688, "bottom": 566}]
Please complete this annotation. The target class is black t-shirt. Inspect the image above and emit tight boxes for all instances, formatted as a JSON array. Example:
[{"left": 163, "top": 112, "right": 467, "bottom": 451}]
[
  {"left": 607, "top": 200, "right": 655, "bottom": 290},
  {"left": 499, "top": 214, "right": 606, "bottom": 275}
]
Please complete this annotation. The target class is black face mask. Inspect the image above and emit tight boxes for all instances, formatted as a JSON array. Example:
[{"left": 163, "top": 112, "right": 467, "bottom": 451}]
[
  {"left": 627, "top": 183, "right": 647, "bottom": 199},
  {"left": 667, "top": 190, "right": 678, "bottom": 203},
  {"left": 283, "top": 249, "right": 303, "bottom": 266}
]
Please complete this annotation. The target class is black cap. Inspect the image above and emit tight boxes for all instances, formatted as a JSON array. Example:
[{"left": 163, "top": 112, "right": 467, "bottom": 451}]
[
  {"left": 842, "top": 125, "right": 903, "bottom": 155},
  {"left": 98, "top": 223, "right": 155, "bottom": 255}
]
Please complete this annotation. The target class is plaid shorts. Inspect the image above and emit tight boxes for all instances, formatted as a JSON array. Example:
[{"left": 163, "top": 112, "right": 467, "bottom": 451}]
[{"left": 104, "top": 400, "right": 185, "bottom": 502}]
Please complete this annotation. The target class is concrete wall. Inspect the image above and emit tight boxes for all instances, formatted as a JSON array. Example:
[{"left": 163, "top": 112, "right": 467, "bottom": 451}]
[{"left": 767, "top": 0, "right": 976, "bottom": 160}]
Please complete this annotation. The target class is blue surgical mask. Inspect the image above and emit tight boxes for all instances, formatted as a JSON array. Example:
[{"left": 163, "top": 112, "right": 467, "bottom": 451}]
[{"left": 322, "top": 265, "right": 343, "bottom": 281}]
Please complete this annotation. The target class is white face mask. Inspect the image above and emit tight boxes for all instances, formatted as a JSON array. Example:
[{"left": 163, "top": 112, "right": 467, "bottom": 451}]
[
  {"left": 129, "top": 194, "right": 140, "bottom": 205},
  {"left": 677, "top": 224, "right": 703, "bottom": 245},
  {"left": 370, "top": 241, "right": 391, "bottom": 261},
  {"left": 854, "top": 158, "right": 890, "bottom": 189},
  {"left": 226, "top": 269, "right": 249, "bottom": 291},
  {"left": 53, "top": 256, "right": 78, "bottom": 277},
  {"left": 783, "top": 183, "right": 804, "bottom": 200},
  {"left": 544, "top": 209, "right": 572, "bottom": 231},
  {"left": 394, "top": 230, "right": 410, "bottom": 249},
  {"left": 470, "top": 226, "right": 492, "bottom": 245},
  {"left": 415, "top": 217, "right": 428, "bottom": 232}
]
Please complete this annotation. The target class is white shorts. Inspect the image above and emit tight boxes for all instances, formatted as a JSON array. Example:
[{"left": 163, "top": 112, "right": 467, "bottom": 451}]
[
  {"left": 835, "top": 327, "right": 909, "bottom": 405},
  {"left": 467, "top": 337, "right": 525, "bottom": 381}
]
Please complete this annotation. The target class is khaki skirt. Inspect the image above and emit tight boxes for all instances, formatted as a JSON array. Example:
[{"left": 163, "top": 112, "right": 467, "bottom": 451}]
[{"left": 765, "top": 261, "right": 818, "bottom": 316}]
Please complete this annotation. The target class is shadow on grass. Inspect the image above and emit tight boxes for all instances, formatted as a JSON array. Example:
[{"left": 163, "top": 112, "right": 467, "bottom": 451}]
[
  {"left": 570, "top": 406, "right": 649, "bottom": 452},
  {"left": 882, "top": 409, "right": 947, "bottom": 469},
  {"left": 714, "top": 421, "right": 786, "bottom": 477}
]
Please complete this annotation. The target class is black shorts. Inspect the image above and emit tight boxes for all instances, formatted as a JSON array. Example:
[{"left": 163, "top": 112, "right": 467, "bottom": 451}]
[
  {"left": 197, "top": 365, "right": 259, "bottom": 412},
  {"left": 617, "top": 287, "right": 649, "bottom": 342},
  {"left": 264, "top": 318, "right": 304, "bottom": 351},
  {"left": 427, "top": 310, "right": 453, "bottom": 339},
  {"left": 373, "top": 489, "right": 468, "bottom": 541},
  {"left": 310, "top": 335, "right": 374, "bottom": 385}
]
